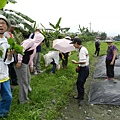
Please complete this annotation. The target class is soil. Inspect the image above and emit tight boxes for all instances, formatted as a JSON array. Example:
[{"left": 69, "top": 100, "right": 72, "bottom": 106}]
[{"left": 58, "top": 57, "right": 120, "bottom": 120}]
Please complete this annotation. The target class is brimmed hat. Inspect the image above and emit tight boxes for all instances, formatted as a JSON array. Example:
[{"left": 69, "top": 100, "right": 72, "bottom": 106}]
[
  {"left": 0, "top": 15, "right": 11, "bottom": 30},
  {"left": 70, "top": 38, "right": 82, "bottom": 45},
  {"left": 105, "top": 37, "right": 114, "bottom": 43},
  {"left": 33, "top": 32, "right": 44, "bottom": 46},
  {"left": 65, "top": 36, "right": 71, "bottom": 40}
]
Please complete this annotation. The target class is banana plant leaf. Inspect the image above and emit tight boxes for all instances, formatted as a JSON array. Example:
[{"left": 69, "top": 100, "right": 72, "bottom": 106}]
[
  {"left": 8, "top": 0, "right": 17, "bottom": 4},
  {"left": 5, "top": 9, "right": 35, "bottom": 23}
]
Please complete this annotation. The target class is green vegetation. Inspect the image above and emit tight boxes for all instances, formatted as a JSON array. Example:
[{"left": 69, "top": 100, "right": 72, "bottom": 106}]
[
  {"left": 7, "top": 38, "right": 24, "bottom": 55},
  {"left": 1, "top": 41, "right": 119, "bottom": 120}
]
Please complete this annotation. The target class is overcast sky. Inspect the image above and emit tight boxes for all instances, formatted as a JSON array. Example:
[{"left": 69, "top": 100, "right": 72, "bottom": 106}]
[{"left": 4, "top": 0, "right": 120, "bottom": 36}]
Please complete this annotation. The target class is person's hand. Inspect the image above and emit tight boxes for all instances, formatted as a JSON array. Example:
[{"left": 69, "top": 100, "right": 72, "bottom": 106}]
[
  {"left": 110, "top": 61, "right": 114, "bottom": 65},
  {"left": 16, "top": 62, "right": 22, "bottom": 68},
  {"left": 30, "top": 67, "right": 33, "bottom": 73},
  {"left": 7, "top": 49, "right": 14, "bottom": 60},
  {"left": 71, "top": 60, "right": 76, "bottom": 64}
]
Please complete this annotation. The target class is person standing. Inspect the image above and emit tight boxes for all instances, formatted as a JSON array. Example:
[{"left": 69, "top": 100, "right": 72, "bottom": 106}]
[
  {"left": 94, "top": 37, "right": 101, "bottom": 57},
  {"left": 0, "top": 15, "right": 14, "bottom": 118},
  {"left": 105, "top": 38, "right": 117, "bottom": 82},
  {"left": 29, "top": 27, "right": 43, "bottom": 75},
  {"left": 4, "top": 19, "right": 19, "bottom": 85},
  {"left": 70, "top": 38, "right": 89, "bottom": 106},
  {"left": 14, "top": 31, "right": 44, "bottom": 104}
]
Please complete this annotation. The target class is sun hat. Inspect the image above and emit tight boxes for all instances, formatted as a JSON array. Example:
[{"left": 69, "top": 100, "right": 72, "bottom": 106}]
[
  {"left": 0, "top": 14, "right": 11, "bottom": 30},
  {"left": 105, "top": 37, "right": 114, "bottom": 42},
  {"left": 33, "top": 32, "right": 44, "bottom": 47}
]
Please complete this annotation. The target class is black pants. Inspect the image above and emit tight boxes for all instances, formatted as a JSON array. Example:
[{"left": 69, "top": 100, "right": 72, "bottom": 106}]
[
  {"left": 8, "top": 63, "right": 18, "bottom": 84},
  {"left": 94, "top": 47, "right": 100, "bottom": 56},
  {"left": 76, "top": 66, "right": 89, "bottom": 96},
  {"left": 106, "top": 59, "right": 115, "bottom": 78}
]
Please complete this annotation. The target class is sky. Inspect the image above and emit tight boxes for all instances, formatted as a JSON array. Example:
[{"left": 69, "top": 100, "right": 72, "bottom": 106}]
[{"left": 4, "top": 0, "right": 120, "bottom": 36}]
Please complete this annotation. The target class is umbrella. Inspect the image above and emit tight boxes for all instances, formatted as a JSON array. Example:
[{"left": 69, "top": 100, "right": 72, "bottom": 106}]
[{"left": 53, "top": 38, "right": 75, "bottom": 53}]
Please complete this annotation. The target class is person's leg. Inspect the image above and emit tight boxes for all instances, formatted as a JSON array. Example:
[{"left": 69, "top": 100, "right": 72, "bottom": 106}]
[
  {"left": 8, "top": 63, "right": 18, "bottom": 85},
  {"left": 50, "top": 59, "right": 56, "bottom": 73},
  {"left": 76, "top": 66, "right": 89, "bottom": 105},
  {"left": 106, "top": 59, "right": 115, "bottom": 79},
  {"left": 33, "top": 53, "right": 37, "bottom": 74},
  {"left": 14, "top": 63, "right": 30, "bottom": 104},
  {"left": 96, "top": 48, "right": 100, "bottom": 56},
  {"left": 0, "top": 80, "right": 12, "bottom": 117},
  {"left": 27, "top": 66, "right": 32, "bottom": 92},
  {"left": 36, "top": 52, "right": 41, "bottom": 73}
]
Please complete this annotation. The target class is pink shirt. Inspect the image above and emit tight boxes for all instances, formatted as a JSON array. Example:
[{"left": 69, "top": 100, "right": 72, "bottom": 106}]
[{"left": 17, "top": 32, "right": 44, "bottom": 67}]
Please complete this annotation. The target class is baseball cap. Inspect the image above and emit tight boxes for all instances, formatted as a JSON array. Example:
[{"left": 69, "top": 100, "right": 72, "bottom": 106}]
[{"left": 70, "top": 38, "right": 82, "bottom": 45}]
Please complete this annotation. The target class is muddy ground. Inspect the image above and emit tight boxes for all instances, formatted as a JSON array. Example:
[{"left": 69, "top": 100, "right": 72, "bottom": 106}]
[{"left": 59, "top": 57, "right": 120, "bottom": 120}]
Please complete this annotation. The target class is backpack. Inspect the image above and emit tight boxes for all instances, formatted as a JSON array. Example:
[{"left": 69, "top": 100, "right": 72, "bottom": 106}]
[{"left": 95, "top": 41, "right": 100, "bottom": 47}]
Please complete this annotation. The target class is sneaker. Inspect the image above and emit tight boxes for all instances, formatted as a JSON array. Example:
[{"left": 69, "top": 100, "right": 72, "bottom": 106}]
[
  {"left": 33, "top": 71, "right": 38, "bottom": 75},
  {"left": 38, "top": 70, "right": 44, "bottom": 73}
]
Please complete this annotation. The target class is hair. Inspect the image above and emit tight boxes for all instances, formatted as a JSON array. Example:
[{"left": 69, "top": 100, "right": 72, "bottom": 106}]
[{"left": 74, "top": 38, "right": 82, "bottom": 45}]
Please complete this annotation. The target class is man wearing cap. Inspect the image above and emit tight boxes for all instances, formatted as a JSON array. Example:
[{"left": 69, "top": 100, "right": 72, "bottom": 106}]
[
  {"left": 0, "top": 15, "right": 14, "bottom": 117},
  {"left": 4, "top": 19, "right": 19, "bottom": 85},
  {"left": 70, "top": 38, "right": 89, "bottom": 106},
  {"left": 105, "top": 37, "right": 117, "bottom": 82}
]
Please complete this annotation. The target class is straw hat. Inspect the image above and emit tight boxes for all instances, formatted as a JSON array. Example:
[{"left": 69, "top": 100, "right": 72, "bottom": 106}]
[{"left": 105, "top": 37, "right": 114, "bottom": 42}]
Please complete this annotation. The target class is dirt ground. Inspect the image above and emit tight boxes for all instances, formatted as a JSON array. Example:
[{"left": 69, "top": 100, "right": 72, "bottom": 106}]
[{"left": 58, "top": 57, "right": 120, "bottom": 120}]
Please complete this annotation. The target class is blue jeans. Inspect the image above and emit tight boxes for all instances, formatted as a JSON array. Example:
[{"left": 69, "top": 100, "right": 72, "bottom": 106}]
[
  {"left": 50, "top": 59, "right": 56, "bottom": 73},
  {"left": 0, "top": 80, "right": 12, "bottom": 117}
]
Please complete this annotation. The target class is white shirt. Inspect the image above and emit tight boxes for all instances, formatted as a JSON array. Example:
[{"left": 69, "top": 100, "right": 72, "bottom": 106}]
[
  {"left": 0, "top": 37, "right": 14, "bottom": 81},
  {"left": 78, "top": 46, "right": 89, "bottom": 67},
  {"left": 44, "top": 51, "right": 59, "bottom": 67}
]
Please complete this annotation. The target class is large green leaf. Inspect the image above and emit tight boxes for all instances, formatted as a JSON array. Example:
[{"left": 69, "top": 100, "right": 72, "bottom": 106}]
[
  {"left": 55, "top": 17, "right": 61, "bottom": 29},
  {"left": 4, "top": 9, "right": 35, "bottom": 23}
]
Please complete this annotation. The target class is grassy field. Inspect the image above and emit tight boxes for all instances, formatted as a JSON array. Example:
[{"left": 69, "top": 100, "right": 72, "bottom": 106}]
[{"left": 1, "top": 41, "right": 120, "bottom": 120}]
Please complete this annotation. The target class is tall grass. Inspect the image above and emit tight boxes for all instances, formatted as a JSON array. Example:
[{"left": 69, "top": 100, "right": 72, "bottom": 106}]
[{"left": 2, "top": 41, "right": 120, "bottom": 120}]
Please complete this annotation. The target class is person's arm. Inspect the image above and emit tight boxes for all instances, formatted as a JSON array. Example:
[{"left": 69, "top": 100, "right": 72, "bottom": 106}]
[{"left": 110, "top": 49, "right": 117, "bottom": 65}]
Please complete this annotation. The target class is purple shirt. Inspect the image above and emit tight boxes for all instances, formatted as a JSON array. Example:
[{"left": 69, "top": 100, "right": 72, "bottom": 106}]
[{"left": 106, "top": 45, "right": 117, "bottom": 60}]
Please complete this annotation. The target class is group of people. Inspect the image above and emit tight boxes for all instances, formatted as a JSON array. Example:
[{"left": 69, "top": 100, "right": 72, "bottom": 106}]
[
  {"left": 0, "top": 14, "right": 118, "bottom": 118},
  {"left": 0, "top": 15, "right": 44, "bottom": 117}
]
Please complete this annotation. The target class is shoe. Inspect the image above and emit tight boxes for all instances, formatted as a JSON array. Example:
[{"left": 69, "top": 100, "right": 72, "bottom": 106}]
[
  {"left": 40, "top": 70, "right": 44, "bottom": 73},
  {"left": 112, "top": 79, "right": 117, "bottom": 83},
  {"left": 33, "top": 71, "right": 38, "bottom": 75},
  {"left": 78, "top": 99, "right": 84, "bottom": 106},
  {"left": 74, "top": 96, "right": 80, "bottom": 99}
]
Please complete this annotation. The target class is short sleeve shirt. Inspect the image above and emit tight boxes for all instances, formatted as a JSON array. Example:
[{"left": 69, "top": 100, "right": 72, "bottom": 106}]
[
  {"left": 78, "top": 46, "right": 89, "bottom": 67},
  {"left": 106, "top": 45, "right": 117, "bottom": 60}
]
